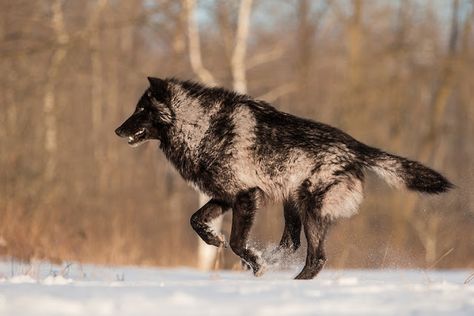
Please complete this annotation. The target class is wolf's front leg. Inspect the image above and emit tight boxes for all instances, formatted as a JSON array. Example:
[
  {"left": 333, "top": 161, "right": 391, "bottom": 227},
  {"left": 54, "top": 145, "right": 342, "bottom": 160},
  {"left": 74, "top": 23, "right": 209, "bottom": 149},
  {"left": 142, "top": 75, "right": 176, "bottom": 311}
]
[
  {"left": 230, "top": 187, "right": 266, "bottom": 276},
  {"left": 190, "top": 199, "right": 230, "bottom": 247}
]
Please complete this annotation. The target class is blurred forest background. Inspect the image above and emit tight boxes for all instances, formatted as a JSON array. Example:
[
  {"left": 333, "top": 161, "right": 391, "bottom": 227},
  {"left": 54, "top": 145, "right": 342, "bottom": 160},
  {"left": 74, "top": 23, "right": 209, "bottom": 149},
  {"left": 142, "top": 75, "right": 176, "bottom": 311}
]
[{"left": 1, "top": 0, "right": 474, "bottom": 270}]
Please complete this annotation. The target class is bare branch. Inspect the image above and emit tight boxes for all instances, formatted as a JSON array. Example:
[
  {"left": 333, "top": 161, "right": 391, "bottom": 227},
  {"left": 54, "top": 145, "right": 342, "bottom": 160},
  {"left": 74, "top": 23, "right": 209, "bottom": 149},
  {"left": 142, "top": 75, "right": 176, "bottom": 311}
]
[
  {"left": 257, "top": 83, "right": 297, "bottom": 102},
  {"left": 427, "top": 247, "right": 454, "bottom": 269},
  {"left": 246, "top": 47, "right": 284, "bottom": 70}
]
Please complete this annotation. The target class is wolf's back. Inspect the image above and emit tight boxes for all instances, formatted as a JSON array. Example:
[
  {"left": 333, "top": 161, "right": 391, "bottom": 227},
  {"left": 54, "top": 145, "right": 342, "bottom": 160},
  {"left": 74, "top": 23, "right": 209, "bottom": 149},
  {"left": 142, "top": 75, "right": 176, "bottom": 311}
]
[{"left": 361, "top": 147, "right": 453, "bottom": 194}]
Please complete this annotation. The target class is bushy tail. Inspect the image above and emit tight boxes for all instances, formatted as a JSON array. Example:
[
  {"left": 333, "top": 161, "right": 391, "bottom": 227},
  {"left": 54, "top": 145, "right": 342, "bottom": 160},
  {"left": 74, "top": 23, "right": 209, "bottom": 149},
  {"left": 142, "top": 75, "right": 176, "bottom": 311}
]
[{"left": 366, "top": 149, "right": 453, "bottom": 194}]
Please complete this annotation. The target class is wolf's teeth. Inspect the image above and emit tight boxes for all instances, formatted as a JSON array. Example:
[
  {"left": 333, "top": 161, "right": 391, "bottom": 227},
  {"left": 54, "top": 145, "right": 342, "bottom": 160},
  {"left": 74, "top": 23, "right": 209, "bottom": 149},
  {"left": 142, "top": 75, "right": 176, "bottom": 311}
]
[
  {"left": 134, "top": 129, "right": 145, "bottom": 137},
  {"left": 128, "top": 136, "right": 133, "bottom": 141}
]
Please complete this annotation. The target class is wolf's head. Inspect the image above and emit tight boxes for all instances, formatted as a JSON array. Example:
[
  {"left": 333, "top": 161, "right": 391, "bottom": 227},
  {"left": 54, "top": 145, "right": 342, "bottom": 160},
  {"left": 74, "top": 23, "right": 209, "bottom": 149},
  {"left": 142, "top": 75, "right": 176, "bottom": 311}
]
[{"left": 115, "top": 77, "right": 174, "bottom": 147}]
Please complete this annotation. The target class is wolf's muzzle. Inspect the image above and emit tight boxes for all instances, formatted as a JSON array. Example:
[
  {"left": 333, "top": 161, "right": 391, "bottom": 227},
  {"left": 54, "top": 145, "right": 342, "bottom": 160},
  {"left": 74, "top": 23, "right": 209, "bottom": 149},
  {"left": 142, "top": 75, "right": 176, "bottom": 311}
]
[{"left": 115, "top": 126, "right": 126, "bottom": 137}]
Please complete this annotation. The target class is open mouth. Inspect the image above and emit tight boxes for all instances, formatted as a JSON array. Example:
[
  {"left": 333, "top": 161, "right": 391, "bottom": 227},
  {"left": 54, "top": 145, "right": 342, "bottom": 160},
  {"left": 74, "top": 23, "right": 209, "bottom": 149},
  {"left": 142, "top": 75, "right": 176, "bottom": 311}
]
[{"left": 127, "top": 128, "right": 147, "bottom": 146}]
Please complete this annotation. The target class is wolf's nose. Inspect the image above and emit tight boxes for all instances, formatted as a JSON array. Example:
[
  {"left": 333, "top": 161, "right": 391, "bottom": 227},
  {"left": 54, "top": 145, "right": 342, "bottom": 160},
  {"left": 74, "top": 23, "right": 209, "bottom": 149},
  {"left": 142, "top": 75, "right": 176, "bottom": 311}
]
[{"left": 115, "top": 127, "right": 124, "bottom": 137}]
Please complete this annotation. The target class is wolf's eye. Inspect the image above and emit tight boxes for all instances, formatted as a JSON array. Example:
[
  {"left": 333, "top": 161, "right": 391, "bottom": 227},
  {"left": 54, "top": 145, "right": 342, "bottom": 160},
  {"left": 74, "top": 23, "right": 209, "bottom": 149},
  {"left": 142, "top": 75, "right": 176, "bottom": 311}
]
[{"left": 146, "top": 90, "right": 152, "bottom": 98}]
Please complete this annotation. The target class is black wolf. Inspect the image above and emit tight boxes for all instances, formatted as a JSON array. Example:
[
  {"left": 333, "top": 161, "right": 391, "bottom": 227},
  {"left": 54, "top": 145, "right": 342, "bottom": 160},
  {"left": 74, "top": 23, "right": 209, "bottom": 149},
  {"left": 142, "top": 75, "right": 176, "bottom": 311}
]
[{"left": 115, "top": 77, "right": 452, "bottom": 279}]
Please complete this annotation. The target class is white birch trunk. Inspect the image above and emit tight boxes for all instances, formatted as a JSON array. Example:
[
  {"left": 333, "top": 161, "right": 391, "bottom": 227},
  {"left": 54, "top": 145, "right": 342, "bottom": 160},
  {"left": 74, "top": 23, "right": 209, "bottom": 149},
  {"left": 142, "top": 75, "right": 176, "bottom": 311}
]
[
  {"left": 231, "top": 0, "right": 253, "bottom": 94},
  {"left": 43, "top": 0, "right": 69, "bottom": 181}
]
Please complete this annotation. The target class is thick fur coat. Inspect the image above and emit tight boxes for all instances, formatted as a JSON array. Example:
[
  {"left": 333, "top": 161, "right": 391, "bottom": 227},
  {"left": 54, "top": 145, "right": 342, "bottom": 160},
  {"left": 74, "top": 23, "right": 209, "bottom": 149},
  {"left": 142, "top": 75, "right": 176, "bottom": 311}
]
[{"left": 115, "top": 77, "right": 452, "bottom": 279}]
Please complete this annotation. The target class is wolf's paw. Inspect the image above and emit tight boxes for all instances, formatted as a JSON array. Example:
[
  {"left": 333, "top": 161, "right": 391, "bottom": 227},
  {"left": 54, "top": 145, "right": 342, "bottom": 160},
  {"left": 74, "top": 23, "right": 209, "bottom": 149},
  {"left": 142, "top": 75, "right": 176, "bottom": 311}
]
[
  {"left": 253, "top": 263, "right": 267, "bottom": 277},
  {"left": 239, "top": 257, "right": 266, "bottom": 276},
  {"left": 251, "top": 256, "right": 268, "bottom": 277},
  {"left": 294, "top": 271, "right": 313, "bottom": 280},
  {"left": 294, "top": 259, "right": 325, "bottom": 280},
  {"left": 240, "top": 259, "right": 251, "bottom": 271}
]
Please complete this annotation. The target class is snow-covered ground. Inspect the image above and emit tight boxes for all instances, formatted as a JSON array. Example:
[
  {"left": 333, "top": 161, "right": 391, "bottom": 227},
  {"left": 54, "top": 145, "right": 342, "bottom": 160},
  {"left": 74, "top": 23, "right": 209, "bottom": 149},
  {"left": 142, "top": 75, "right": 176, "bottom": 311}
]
[{"left": 0, "top": 261, "right": 473, "bottom": 316}]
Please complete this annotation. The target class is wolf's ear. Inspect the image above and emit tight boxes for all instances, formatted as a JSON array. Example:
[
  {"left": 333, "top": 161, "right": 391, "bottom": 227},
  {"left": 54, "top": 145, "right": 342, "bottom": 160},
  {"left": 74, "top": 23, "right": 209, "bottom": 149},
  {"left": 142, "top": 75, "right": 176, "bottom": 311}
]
[
  {"left": 147, "top": 77, "right": 173, "bottom": 123},
  {"left": 147, "top": 77, "right": 168, "bottom": 95}
]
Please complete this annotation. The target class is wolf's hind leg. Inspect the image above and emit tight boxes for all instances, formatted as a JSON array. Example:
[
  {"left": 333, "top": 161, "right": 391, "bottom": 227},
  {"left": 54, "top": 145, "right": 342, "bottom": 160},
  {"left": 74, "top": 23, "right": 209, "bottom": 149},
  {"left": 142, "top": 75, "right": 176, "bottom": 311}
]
[
  {"left": 190, "top": 199, "right": 230, "bottom": 247},
  {"left": 278, "top": 198, "right": 302, "bottom": 252},
  {"left": 294, "top": 177, "right": 362, "bottom": 279},
  {"left": 230, "top": 187, "right": 266, "bottom": 276},
  {"left": 294, "top": 209, "right": 330, "bottom": 280},
  {"left": 294, "top": 181, "right": 332, "bottom": 280}
]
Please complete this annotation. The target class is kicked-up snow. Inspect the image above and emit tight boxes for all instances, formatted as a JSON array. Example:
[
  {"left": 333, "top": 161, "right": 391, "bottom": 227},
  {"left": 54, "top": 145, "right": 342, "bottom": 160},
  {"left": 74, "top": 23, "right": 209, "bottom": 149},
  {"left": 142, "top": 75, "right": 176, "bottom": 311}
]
[{"left": 0, "top": 261, "right": 473, "bottom": 316}]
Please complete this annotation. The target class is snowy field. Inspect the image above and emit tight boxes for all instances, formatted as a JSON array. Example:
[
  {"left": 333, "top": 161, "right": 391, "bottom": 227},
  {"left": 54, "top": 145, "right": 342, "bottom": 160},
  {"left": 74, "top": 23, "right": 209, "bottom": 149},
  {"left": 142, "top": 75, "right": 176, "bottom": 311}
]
[{"left": 0, "top": 261, "right": 473, "bottom": 316}]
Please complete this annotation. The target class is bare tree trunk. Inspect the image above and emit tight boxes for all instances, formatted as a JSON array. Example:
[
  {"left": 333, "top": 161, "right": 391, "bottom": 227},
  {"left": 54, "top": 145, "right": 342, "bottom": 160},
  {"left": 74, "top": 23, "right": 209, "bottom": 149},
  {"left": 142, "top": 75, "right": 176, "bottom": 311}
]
[
  {"left": 103, "top": 2, "right": 120, "bottom": 192},
  {"left": 215, "top": 2, "right": 235, "bottom": 62},
  {"left": 196, "top": 193, "right": 223, "bottom": 270},
  {"left": 419, "top": 0, "right": 460, "bottom": 162},
  {"left": 339, "top": 0, "right": 364, "bottom": 128},
  {"left": 348, "top": 0, "right": 363, "bottom": 94},
  {"left": 90, "top": 0, "right": 108, "bottom": 136},
  {"left": 172, "top": 0, "right": 187, "bottom": 56},
  {"left": 231, "top": 0, "right": 253, "bottom": 93},
  {"left": 43, "top": 0, "right": 69, "bottom": 182},
  {"left": 183, "top": 0, "right": 217, "bottom": 86},
  {"left": 0, "top": 8, "right": 10, "bottom": 224},
  {"left": 296, "top": 0, "right": 314, "bottom": 103},
  {"left": 90, "top": 0, "right": 108, "bottom": 191}
]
